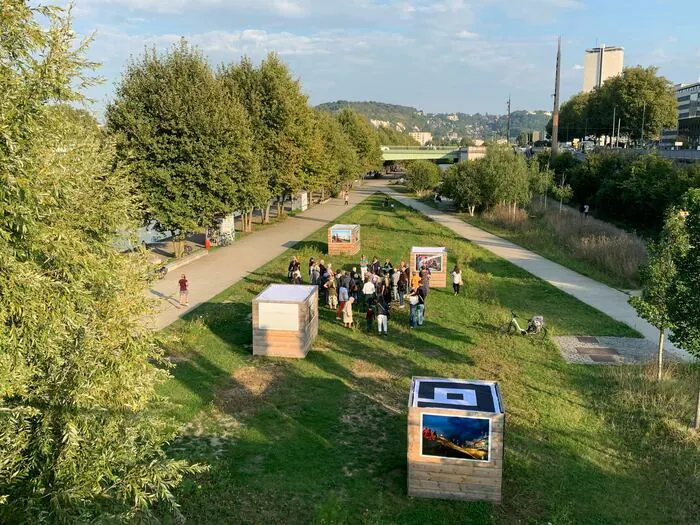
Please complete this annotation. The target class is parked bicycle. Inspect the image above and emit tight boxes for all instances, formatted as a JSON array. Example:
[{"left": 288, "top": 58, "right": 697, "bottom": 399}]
[
  {"left": 500, "top": 311, "right": 546, "bottom": 336},
  {"left": 155, "top": 265, "right": 168, "bottom": 279},
  {"left": 218, "top": 232, "right": 234, "bottom": 247}
]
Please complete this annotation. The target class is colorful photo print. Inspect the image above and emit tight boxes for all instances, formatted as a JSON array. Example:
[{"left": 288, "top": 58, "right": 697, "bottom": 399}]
[
  {"left": 421, "top": 414, "right": 490, "bottom": 461},
  {"left": 415, "top": 253, "right": 443, "bottom": 272},
  {"left": 331, "top": 229, "right": 352, "bottom": 243}
]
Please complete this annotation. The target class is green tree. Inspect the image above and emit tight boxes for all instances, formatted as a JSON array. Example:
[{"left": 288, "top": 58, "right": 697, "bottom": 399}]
[
  {"left": 0, "top": 3, "right": 200, "bottom": 521},
  {"left": 478, "top": 145, "right": 530, "bottom": 210},
  {"left": 314, "top": 110, "right": 360, "bottom": 198},
  {"left": 546, "top": 92, "right": 590, "bottom": 142},
  {"left": 336, "top": 108, "right": 382, "bottom": 177},
  {"left": 107, "top": 41, "right": 257, "bottom": 246},
  {"left": 629, "top": 210, "right": 684, "bottom": 380},
  {"left": 668, "top": 191, "right": 700, "bottom": 428},
  {"left": 441, "top": 161, "right": 482, "bottom": 215},
  {"left": 405, "top": 160, "right": 440, "bottom": 195},
  {"left": 376, "top": 126, "right": 419, "bottom": 146},
  {"left": 588, "top": 67, "right": 677, "bottom": 142},
  {"left": 222, "top": 54, "right": 315, "bottom": 220}
]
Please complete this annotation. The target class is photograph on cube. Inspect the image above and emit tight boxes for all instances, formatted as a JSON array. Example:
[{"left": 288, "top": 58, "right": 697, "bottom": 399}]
[
  {"left": 421, "top": 414, "right": 490, "bottom": 462},
  {"left": 415, "top": 253, "right": 443, "bottom": 272},
  {"left": 330, "top": 229, "right": 353, "bottom": 243}
]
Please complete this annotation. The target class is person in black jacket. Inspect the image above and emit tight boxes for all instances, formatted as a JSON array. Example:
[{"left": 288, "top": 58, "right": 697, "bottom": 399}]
[{"left": 376, "top": 297, "right": 390, "bottom": 335}]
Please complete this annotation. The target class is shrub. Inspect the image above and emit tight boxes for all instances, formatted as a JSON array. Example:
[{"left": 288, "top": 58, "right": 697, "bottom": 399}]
[{"left": 405, "top": 160, "right": 440, "bottom": 195}]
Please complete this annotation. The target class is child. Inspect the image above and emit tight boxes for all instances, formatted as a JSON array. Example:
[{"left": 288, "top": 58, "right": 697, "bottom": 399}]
[
  {"left": 451, "top": 264, "right": 463, "bottom": 296},
  {"left": 343, "top": 297, "right": 355, "bottom": 328},
  {"left": 365, "top": 306, "right": 375, "bottom": 332}
]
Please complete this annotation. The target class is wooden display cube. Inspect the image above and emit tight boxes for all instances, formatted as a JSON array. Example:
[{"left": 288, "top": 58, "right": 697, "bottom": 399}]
[
  {"left": 328, "top": 224, "right": 360, "bottom": 256},
  {"left": 252, "top": 284, "right": 318, "bottom": 358},
  {"left": 410, "top": 247, "right": 447, "bottom": 288},
  {"left": 407, "top": 377, "right": 504, "bottom": 503}
]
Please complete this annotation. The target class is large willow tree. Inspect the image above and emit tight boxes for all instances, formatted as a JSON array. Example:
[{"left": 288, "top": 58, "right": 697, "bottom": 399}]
[{"left": 0, "top": 3, "right": 200, "bottom": 522}]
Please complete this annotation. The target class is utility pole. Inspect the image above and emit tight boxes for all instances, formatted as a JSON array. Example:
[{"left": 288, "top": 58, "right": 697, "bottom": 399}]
[
  {"left": 506, "top": 95, "right": 511, "bottom": 144},
  {"left": 617, "top": 117, "right": 621, "bottom": 148},
  {"left": 611, "top": 105, "right": 616, "bottom": 147},
  {"left": 641, "top": 101, "right": 647, "bottom": 147},
  {"left": 551, "top": 36, "right": 561, "bottom": 159}
]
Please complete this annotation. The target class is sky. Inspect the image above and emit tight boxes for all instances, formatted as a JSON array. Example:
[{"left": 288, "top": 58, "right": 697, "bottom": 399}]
[{"left": 59, "top": 0, "right": 700, "bottom": 118}]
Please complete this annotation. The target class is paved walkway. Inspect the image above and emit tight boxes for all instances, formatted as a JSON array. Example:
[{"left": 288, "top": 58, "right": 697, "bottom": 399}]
[
  {"left": 381, "top": 187, "right": 693, "bottom": 361},
  {"left": 148, "top": 181, "right": 383, "bottom": 330}
]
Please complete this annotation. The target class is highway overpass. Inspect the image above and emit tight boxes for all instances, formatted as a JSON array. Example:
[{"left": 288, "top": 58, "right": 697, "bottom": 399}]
[{"left": 381, "top": 145, "right": 486, "bottom": 162}]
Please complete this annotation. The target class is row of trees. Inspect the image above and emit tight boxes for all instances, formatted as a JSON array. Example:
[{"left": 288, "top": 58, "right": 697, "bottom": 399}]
[
  {"left": 107, "top": 41, "right": 382, "bottom": 237},
  {"left": 546, "top": 66, "right": 678, "bottom": 143},
  {"left": 541, "top": 150, "right": 700, "bottom": 232},
  {"left": 440, "top": 147, "right": 550, "bottom": 216}
]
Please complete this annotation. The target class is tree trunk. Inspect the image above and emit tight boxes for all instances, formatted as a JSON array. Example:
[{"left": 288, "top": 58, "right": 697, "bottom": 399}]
[
  {"left": 320, "top": 188, "right": 325, "bottom": 202},
  {"left": 656, "top": 329, "right": 664, "bottom": 381},
  {"left": 695, "top": 384, "right": 700, "bottom": 430},
  {"left": 263, "top": 203, "right": 271, "bottom": 224},
  {"left": 468, "top": 205, "right": 475, "bottom": 216},
  {"left": 559, "top": 198, "right": 563, "bottom": 213}
]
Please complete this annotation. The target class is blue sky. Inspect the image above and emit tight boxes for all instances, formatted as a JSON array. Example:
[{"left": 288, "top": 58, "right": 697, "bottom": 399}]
[{"left": 62, "top": 0, "right": 700, "bottom": 117}]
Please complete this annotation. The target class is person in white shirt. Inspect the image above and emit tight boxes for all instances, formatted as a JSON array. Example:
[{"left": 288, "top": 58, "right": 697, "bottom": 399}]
[
  {"left": 451, "top": 264, "right": 463, "bottom": 296},
  {"left": 362, "top": 278, "right": 376, "bottom": 310}
]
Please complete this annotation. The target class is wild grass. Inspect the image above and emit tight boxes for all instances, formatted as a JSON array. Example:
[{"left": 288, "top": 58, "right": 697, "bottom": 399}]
[
  {"left": 155, "top": 194, "right": 699, "bottom": 525},
  {"left": 467, "top": 205, "right": 648, "bottom": 289}
]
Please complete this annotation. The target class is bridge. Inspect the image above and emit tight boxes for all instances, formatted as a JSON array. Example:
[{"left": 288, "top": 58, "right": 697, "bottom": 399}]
[{"left": 381, "top": 145, "right": 486, "bottom": 162}]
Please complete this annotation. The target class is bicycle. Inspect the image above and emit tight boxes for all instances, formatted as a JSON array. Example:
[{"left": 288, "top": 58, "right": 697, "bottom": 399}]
[
  {"left": 500, "top": 311, "right": 546, "bottom": 337},
  {"left": 183, "top": 244, "right": 193, "bottom": 256},
  {"left": 219, "top": 232, "right": 234, "bottom": 247},
  {"left": 155, "top": 265, "right": 168, "bottom": 279}
]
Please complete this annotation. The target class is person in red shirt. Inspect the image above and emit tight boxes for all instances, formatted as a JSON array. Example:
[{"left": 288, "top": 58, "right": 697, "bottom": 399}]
[{"left": 178, "top": 274, "right": 189, "bottom": 306}]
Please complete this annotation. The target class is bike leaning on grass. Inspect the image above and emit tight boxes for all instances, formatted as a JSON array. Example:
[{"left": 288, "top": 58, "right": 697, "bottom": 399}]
[{"left": 500, "top": 311, "right": 546, "bottom": 337}]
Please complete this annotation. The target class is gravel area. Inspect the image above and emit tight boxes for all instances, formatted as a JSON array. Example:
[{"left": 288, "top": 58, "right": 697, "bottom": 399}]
[{"left": 554, "top": 336, "right": 685, "bottom": 365}]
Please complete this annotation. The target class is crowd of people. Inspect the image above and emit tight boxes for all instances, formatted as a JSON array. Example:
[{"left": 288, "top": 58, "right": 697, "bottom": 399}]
[{"left": 287, "top": 254, "right": 464, "bottom": 334}]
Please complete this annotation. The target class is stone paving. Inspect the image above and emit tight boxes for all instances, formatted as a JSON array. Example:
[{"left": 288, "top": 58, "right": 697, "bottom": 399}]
[{"left": 554, "top": 336, "right": 684, "bottom": 365}]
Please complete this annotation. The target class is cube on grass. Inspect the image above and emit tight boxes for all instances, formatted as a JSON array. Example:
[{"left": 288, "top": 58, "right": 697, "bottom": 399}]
[
  {"left": 328, "top": 224, "right": 360, "bottom": 256},
  {"left": 410, "top": 247, "right": 447, "bottom": 288},
  {"left": 407, "top": 377, "right": 504, "bottom": 503},
  {"left": 252, "top": 284, "right": 318, "bottom": 358}
]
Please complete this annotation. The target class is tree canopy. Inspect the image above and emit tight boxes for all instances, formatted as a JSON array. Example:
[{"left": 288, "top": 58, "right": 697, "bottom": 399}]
[
  {"left": 107, "top": 41, "right": 258, "bottom": 236},
  {"left": 1, "top": 3, "right": 199, "bottom": 521},
  {"left": 405, "top": 160, "right": 440, "bottom": 194},
  {"left": 336, "top": 108, "right": 383, "bottom": 174},
  {"left": 547, "top": 66, "right": 677, "bottom": 142}
]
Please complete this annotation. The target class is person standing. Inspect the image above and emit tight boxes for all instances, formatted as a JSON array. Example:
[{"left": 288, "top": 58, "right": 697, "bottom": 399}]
[
  {"left": 376, "top": 297, "right": 389, "bottom": 336},
  {"left": 288, "top": 256, "right": 300, "bottom": 283},
  {"left": 343, "top": 297, "right": 355, "bottom": 328},
  {"left": 359, "top": 254, "right": 368, "bottom": 281},
  {"left": 371, "top": 256, "right": 381, "bottom": 276},
  {"left": 308, "top": 257, "right": 315, "bottom": 279},
  {"left": 326, "top": 270, "right": 338, "bottom": 309},
  {"left": 344, "top": 189, "right": 350, "bottom": 206},
  {"left": 365, "top": 306, "right": 375, "bottom": 331},
  {"left": 415, "top": 286, "right": 426, "bottom": 326},
  {"left": 451, "top": 264, "right": 463, "bottom": 296},
  {"left": 408, "top": 287, "right": 419, "bottom": 328},
  {"left": 383, "top": 258, "right": 393, "bottom": 275},
  {"left": 178, "top": 274, "right": 189, "bottom": 306},
  {"left": 362, "top": 276, "right": 376, "bottom": 310},
  {"left": 337, "top": 282, "right": 349, "bottom": 319},
  {"left": 583, "top": 203, "right": 590, "bottom": 217},
  {"left": 391, "top": 268, "right": 400, "bottom": 302},
  {"left": 410, "top": 270, "right": 421, "bottom": 291},
  {"left": 397, "top": 271, "right": 408, "bottom": 308},
  {"left": 310, "top": 261, "right": 321, "bottom": 285}
]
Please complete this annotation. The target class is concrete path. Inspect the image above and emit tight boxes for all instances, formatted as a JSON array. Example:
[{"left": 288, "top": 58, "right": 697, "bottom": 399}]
[
  {"left": 148, "top": 181, "right": 383, "bottom": 330},
  {"left": 381, "top": 187, "right": 693, "bottom": 361}
]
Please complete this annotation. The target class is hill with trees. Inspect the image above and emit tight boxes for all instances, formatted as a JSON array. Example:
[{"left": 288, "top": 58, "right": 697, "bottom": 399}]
[{"left": 316, "top": 100, "right": 552, "bottom": 143}]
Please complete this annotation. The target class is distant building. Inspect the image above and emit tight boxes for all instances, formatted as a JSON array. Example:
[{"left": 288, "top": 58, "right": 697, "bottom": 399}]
[
  {"left": 583, "top": 45, "right": 624, "bottom": 93},
  {"left": 447, "top": 114, "right": 459, "bottom": 122},
  {"left": 409, "top": 131, "right": 433, "bottom": 145},
  {"left": 446, "top": 131, "right": 460, "bottom": 141},
  {"left": 530, "top": 131, "right": 541, "bottom": 142},
  {"left": 661, "top": 81, "right": 700, "bottom": 149}
]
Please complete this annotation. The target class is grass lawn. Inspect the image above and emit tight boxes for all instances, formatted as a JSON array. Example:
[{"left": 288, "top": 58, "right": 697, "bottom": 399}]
[{"left": 157, "top": 194, "right": 699, "bottom": 524}]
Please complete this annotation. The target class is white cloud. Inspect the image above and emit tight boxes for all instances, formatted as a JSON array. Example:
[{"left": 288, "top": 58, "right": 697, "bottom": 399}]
[
  {"left": 457, "top": 30, "right": 478, "bottom": 39},
  {"left": 573, "top": 64, "right": 583, "bottom": 70}
]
